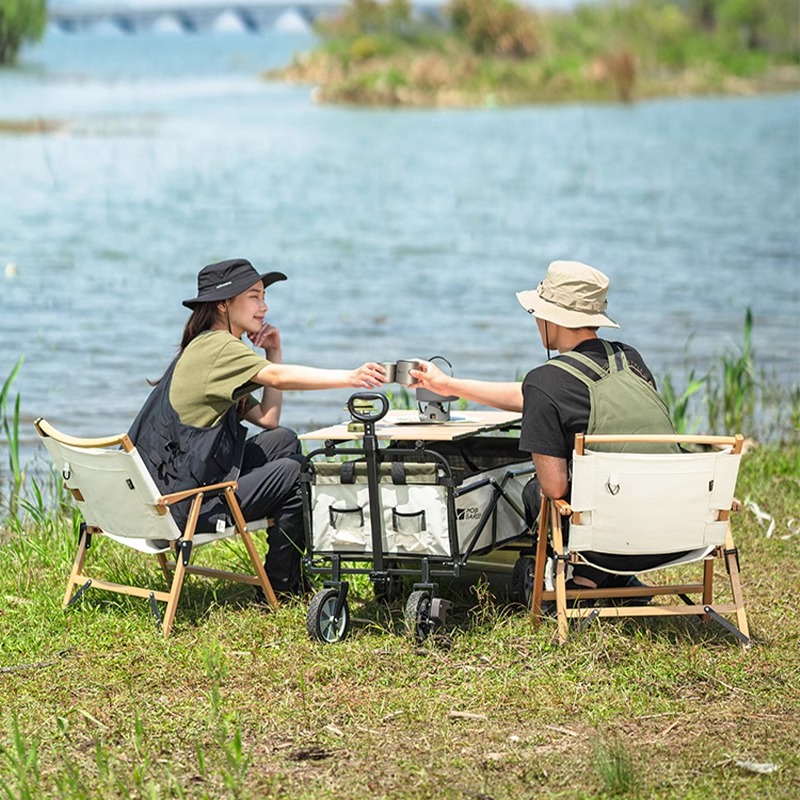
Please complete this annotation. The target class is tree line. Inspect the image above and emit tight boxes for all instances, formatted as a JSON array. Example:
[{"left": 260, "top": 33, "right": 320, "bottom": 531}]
[{"left": 0, "top": 0, "right": 46, "bottom": 65}]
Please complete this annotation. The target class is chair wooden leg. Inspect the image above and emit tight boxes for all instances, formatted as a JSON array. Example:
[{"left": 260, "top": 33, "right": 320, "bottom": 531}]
[
  {"left": 224, "top": 487, "right": 279, "bottom": 610},
  {"left": 725, "top": 527, "right": 750, "bottom": 650},
  {"left": 530, "top": 496, "right": 549, "bottom": 626},
  {"left": 156, "top": 552, "right": 171, "bottom": 584},
  {"left": 241, "top": 529, "right": 279, "bottom": 609},
  {"left": 161, "top": 497, "right": 202, "bottom": 637},
  {"left": 551, "top": 503, "right": 569, "bottom": 644},
  {"left": 701, "top": 557, "right": 715, "bottom": 621},
  {"left": 702, "top": 558, "right": 714, "bottom": 605},
  {"left": 161, "top": 547, "right": 189, "bottom": 638},
  {"left": 63, "top": 525, "right": 90, "bottom": 608}
]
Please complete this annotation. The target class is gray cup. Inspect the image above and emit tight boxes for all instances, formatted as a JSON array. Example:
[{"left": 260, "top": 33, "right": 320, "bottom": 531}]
[
  {"left": 395, "top": 359, "right": 421, "bottom": 386},
  {"left": 379, "top": 361, "right": 397, "bottom": 382}
]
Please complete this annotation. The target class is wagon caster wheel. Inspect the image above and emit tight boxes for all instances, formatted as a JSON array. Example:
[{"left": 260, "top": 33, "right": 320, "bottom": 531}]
[
  {"left": 404, "top": 589, "right": 433, "bottom": 643},
  {"left": 374, "top": 561, "right": 403, "bottom": 604},
  {"left": 307, "top": 588, "right": 350, "bottom": 643},
  {"left": 511, "top": 555, "right": 536, "bottom": 608}
]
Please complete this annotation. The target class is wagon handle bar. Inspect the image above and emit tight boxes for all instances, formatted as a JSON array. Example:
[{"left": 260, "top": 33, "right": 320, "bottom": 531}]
[{"left": 347, "top": 392, "right": 390, "bottom": 423}]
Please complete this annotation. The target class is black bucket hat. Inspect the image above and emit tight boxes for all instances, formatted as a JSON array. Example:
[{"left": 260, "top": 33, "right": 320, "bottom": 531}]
[{"left": 183, "top": 258, "right": 287, "bottom": 309}]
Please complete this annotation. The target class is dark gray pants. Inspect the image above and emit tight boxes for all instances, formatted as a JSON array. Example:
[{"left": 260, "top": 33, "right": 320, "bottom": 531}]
[
  {"left": 522, "top": 477, "right": 687, "bottom": 587},
  {"left": 201, "top": 426, "right": 305, "bottom": 595}
]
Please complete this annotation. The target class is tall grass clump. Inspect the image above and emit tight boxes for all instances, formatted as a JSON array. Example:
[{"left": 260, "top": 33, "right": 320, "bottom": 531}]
[
  {"left": 661, "top": 367, "right": 706, "bottom": 434},
  {"left": 593, "top": 738, "right": 641, "bottom": 796},
  {"left": 706, "top": 306, "right": 756, "bottom": 436},
  {"left": 0, "top": 356, "right": 25, "bottom": 517},
  {"left": 0, "top": 714, "right": 42, "bottom": 800},
  {"left": 661, "top": 308, "right": 798, "bottom": 444}
]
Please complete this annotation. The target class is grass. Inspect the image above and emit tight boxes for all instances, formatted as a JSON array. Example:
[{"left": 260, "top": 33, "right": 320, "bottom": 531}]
[
  {"left": 1, "top": 442, "right": 799, "bottom": 798},
  {"left": 1, "top": 316, "right": 798, "bottom": 797}
]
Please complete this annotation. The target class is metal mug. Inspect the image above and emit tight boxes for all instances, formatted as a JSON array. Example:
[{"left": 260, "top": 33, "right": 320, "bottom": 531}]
[
  {"left": 379, "top": 361, "right": 397, "bottom": 382},
  {"left": 395, "top": 359, "right": 421, "bottom": 386}
]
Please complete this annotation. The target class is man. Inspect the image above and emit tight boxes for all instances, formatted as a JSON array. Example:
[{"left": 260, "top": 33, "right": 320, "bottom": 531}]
[{"left": 410, "top": 260, "right": 680, "bottom": 591}]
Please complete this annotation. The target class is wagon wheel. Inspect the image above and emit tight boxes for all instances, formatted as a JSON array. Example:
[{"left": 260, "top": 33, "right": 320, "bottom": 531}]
[
  {"left": 404, "top": 589, "right": 433, "bottom": 643},
  {"left": 307, "top": 588, "right": 351, "bottom": 643},
  {"left": 511, "top": 555, "right": 536, "bottom": 608}
]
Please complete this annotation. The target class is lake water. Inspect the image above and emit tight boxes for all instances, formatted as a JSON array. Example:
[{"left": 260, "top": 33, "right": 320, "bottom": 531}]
[{"left": 1, "top": 30, "right": 799, "bottom": 463}]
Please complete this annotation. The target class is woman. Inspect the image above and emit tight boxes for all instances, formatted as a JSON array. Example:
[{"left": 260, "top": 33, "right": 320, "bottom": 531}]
[{"left": 128, "top": 258, "right": 386, "bottom": 597}]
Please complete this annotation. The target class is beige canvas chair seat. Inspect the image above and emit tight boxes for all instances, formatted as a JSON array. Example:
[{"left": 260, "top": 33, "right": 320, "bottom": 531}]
[
  {"left": 104, "top": 517, "right": 271, "bottom": 555},
  {"left": 530, "top": 433, "right": 750, "bottom": 650},
  {"left": 570, "top": 545, "right": 715, "bottom": 574},
  {"left": 35, "top": 418, "right": 279, "bottom": 636}
]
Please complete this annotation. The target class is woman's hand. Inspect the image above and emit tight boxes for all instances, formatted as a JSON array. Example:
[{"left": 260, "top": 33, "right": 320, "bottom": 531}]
[
  {"left": 349, "top": 362, "right": 389, "bottom": 388},
  {"left": 249, "top": 323, "right": 281, "bottom": 355}
]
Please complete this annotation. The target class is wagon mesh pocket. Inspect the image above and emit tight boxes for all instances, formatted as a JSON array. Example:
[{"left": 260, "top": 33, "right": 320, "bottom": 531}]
[
  {"left": 392, "top": 507, "right": 426, "bottom": 534},
  {"left": 329, "top": 505, "right": 364, "bottom": 529}
]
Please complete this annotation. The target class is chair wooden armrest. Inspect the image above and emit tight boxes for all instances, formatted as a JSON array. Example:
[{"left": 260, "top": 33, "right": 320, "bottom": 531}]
[
  {"left": 159, "top": 481, "right": 239, "bottom": 507},
  {"left": 554, "top": 498, "right": 572, "bottom": 515}
]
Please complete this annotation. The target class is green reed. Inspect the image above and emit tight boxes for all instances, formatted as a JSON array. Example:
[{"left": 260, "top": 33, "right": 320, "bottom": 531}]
[
  {"left": 0, "top": 356, "right": 25, "bottom": 518},
  {"left": 706, "top": 307, "right": 756, "bottom": 436},
  {"left": 661, "top": 368, "right": 706, "bottom": 435},
  {"left": 661, "top": 308, "right": 797, "bottom": 443}
]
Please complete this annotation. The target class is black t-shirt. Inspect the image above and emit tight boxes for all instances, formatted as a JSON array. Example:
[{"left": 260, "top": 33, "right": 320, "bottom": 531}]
[{"left": 519, "top": 339, "right": 657, "bottom": 460}]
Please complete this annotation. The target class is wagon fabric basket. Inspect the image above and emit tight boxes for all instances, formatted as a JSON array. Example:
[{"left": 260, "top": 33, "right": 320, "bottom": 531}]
[{"left": 308, "top": 449, "right": 531, "bottom": 561}]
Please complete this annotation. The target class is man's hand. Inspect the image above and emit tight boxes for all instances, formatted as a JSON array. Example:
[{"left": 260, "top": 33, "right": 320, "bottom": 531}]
[{"left": 409, "top": 359, "right": 451, "bottom": 394}]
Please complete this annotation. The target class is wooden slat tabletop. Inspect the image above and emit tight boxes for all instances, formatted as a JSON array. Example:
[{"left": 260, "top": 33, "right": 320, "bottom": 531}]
[{"left": 298, "top": 410, "right": 521, "bottom": 442}]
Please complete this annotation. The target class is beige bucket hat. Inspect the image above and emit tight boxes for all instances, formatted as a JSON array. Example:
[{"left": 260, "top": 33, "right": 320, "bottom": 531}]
[{"left": 516, "top": 260, "right": 619, "bottom": 329}]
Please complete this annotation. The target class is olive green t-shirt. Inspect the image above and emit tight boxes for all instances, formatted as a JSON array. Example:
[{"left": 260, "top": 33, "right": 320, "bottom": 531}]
[{"left": 170, "top": 330, "right": 269, "bottom": 428}]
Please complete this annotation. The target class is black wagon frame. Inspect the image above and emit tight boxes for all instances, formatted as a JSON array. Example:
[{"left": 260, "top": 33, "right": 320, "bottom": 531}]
[{"left": 300, "top": 393, "right": 535, "bottom": 643}]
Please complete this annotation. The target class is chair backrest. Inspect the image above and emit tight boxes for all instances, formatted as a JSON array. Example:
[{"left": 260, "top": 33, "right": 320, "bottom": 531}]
[
  {"left": 35, "top": 419, "right": 182, "bottom": 543},
  {"left": 568, "top": 434, "right": 742, "bottom": 555}
]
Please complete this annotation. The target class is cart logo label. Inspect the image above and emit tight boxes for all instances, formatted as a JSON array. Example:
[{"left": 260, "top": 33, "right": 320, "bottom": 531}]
[{"left": 457, "top": 506, "right": 480, "bottom": 521}]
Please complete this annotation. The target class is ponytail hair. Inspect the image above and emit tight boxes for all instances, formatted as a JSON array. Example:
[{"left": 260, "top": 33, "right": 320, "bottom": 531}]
[
  {"left": 148, "top": 302, "right": 220, "bottom": 385},
  {"left": 180, "top": 302, "right": 219, "bottom": 352}
]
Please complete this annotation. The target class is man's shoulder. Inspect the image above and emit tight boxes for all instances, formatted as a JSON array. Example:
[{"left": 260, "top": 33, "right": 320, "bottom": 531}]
[
  {"left": 565, "top": 339, "right": 651, "bottom": 377},
  {"left": 523, "top": 359, "right": 580, "bottom": 397},
  {"left": 605, "top": 340, "right": 655, "bottom": 384},
  {"left": 523, "top": 339, "right": 653, "bottom": 389}
]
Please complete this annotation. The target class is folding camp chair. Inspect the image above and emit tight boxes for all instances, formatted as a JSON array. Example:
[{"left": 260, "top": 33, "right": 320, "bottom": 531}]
[
  {"left": 34, "top": 418, "right": 279, "bottom": 636},
  {"left": 530, "top": 434, "right": 750, "bottom": 650}
]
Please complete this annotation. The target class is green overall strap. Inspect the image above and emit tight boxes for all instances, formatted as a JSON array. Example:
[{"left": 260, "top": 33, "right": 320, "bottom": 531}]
[
  {"left": 547, "top": 342, "right": 678, "bottom": 452},
  {"left": 548, "top": 346, "right": 610, "bottom": 386}
]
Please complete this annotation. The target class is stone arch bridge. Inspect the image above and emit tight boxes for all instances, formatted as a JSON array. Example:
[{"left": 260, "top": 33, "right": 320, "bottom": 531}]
[{"left": 49, "top": 2, "right": 444, "bottom": 33}]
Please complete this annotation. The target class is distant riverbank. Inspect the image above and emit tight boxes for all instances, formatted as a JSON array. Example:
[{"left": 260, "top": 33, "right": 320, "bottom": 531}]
[
  {"left": 269, "top": 51, "right": 800, "bottom": 108},
  {"left": 265, "top": 0, "right": 800, "bottom": 107}
]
